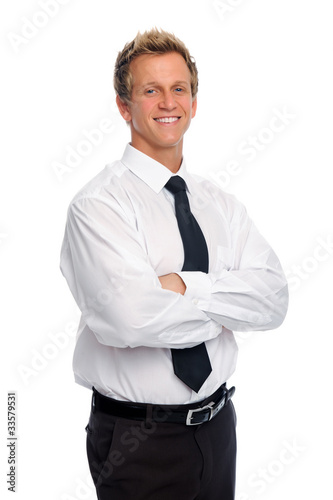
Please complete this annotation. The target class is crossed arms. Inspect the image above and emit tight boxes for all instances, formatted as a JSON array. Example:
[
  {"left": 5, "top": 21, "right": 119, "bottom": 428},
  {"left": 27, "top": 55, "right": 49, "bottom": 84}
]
[{"left": 60, "top": 193, "right": 288, "bottom": 349}]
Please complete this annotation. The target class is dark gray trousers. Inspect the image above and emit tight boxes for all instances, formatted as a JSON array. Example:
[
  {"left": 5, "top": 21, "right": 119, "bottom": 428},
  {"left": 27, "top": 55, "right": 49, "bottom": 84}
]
[{"left": 86, "top": 393, "right": 237, "bottom": 500}]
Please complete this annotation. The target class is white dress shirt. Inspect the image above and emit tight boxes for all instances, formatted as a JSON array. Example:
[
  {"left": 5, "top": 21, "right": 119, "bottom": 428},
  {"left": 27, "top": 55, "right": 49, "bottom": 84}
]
[{"left": 60, "top": 144, "right": 288, "bottom": 404}]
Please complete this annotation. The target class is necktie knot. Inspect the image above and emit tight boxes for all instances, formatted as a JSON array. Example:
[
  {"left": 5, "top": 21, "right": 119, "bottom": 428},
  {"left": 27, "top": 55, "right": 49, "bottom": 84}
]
[{"left": 165, "top": 175, "right": 186, "bottom": 195}]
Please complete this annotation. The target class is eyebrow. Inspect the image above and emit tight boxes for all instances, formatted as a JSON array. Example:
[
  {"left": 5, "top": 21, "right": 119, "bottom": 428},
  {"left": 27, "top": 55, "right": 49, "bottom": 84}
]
[{"left": 139, "top": 80, "right": 190, "bottom": 89}]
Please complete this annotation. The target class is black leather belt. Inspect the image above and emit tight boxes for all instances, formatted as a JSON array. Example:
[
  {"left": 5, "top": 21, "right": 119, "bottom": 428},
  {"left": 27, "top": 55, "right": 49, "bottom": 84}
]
[{"left": 92, "top": 384, "right": 235, "bottom": 426}]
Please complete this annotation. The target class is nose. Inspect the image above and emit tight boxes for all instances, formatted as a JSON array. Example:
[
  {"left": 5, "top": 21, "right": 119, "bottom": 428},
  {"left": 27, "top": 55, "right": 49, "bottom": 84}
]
[{"left": 159, "top": 90, "right": 176, "bottom": 110}]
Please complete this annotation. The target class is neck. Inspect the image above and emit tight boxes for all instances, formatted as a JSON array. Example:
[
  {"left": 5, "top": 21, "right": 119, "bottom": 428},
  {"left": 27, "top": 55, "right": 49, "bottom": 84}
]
[
  {"left": 151, "top": 146, "right": 183, "bottom": 173},
  {"left": 130, "top": 140, "right": 184, "bottom": 173}
]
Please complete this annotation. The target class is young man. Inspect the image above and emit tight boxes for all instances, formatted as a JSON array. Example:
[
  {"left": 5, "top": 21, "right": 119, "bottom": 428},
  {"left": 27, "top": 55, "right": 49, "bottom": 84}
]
[{"left": 60, "top": 28, "right": 288, "bottom": 500}]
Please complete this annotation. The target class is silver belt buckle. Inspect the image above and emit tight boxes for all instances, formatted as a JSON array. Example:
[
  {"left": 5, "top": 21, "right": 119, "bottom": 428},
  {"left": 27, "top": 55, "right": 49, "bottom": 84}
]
[
  {"left": 186, "top": 402, "right": 215, "bottom": 426},
  {"left": 186, "top": 393, "right": 227, "bottom": 426}
]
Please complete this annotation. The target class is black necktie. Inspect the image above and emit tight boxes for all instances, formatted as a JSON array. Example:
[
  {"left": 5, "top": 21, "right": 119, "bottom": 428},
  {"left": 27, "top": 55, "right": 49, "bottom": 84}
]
[{"left": 165, "top": 175, "right": 212, "bottom": 392}]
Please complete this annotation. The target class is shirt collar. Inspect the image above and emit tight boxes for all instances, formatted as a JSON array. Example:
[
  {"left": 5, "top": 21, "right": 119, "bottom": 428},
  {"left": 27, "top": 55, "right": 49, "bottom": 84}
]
[{"left": 120, "top": 143, "right": 192, "bottom": 194}]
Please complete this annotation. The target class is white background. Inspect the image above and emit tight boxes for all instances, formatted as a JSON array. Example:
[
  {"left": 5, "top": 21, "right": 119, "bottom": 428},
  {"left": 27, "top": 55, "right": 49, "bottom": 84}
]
[{"left": 1, "top": 1, "right": 332, "bottom": 499}]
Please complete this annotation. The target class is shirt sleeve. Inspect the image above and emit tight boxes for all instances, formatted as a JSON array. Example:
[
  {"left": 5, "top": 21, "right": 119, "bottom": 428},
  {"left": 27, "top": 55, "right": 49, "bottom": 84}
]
[
  {"left": 177, "top": 201, "right": 289, "bottom": 332},
  {"left": 60, "top": 195, "right": 222, "bottom": 349}
]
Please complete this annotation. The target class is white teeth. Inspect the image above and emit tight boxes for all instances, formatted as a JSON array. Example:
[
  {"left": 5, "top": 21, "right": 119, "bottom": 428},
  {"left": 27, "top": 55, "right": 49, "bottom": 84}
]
[{"left": 155, "top": 117, "right": 179, "bottom": 123}]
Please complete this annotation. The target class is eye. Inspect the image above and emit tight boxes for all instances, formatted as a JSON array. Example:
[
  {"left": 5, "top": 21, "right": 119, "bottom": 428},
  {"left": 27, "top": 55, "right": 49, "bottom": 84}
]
[
  {"left": 174, "top": 88, "right": 184, "bottom": 93},
  {"left": 146, "top": 89, "right": 156, "bottom": 94}
]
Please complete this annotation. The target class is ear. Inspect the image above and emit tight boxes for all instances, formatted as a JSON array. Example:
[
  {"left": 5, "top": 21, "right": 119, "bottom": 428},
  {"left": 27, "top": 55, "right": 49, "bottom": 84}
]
[
  {"left": 191, "top": 96, "right": 198, "bottom": 119},
  {"left": 116, "top": 94, "right": 132, "bottom": 122}
]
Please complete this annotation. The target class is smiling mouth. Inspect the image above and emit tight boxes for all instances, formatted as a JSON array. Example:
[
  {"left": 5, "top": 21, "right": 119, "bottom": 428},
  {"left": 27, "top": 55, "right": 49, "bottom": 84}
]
[{"left": 154, "top": 117, "right": 181, "bottom": 123}]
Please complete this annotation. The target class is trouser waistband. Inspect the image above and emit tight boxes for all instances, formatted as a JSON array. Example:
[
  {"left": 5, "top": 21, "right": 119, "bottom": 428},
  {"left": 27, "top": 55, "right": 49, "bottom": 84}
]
[{"left": 92, "top": 384, "right": 235, "bottom": 426}]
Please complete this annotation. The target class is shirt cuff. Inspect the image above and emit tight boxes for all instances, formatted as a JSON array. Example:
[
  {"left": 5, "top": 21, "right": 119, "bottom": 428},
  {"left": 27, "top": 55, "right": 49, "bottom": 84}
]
[{"left": 177, "top": 271, "right": 212, "bottom": 309}]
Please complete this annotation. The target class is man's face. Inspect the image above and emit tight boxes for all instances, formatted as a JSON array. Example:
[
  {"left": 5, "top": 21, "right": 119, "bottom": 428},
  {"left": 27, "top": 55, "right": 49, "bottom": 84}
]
[{"left": 117, "top": 51, "right": 197, "bottom": 161}]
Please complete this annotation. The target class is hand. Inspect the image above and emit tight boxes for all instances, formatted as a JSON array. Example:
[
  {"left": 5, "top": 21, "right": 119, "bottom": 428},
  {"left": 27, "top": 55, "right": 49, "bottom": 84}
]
[{"left": 158, "top": 273, "right": 186, "bottom": 295}]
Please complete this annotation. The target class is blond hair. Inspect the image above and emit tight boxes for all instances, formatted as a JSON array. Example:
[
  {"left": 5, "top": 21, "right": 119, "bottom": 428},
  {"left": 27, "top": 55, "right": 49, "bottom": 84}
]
[{"left": 114, "top": 28, "right": 198, "bottom": 104}]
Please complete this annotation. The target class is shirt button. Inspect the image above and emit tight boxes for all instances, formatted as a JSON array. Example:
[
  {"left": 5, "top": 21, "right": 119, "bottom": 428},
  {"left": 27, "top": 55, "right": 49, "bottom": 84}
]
[{"left": 192, "top": 298, "right": 199, "bottom": 305}]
